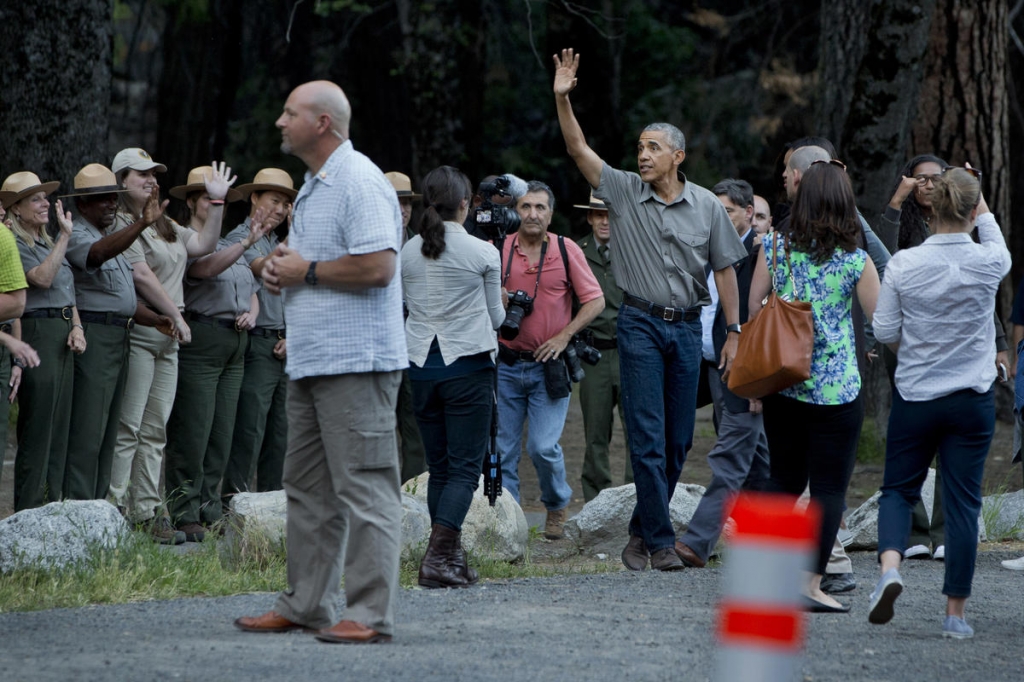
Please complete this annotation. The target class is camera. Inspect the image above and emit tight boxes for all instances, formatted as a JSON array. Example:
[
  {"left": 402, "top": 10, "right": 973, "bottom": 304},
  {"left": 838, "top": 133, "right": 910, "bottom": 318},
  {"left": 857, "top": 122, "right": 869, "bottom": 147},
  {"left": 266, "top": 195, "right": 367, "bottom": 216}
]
[
  {"left": 473, "top": 176, "right": 522, "bottom": 240},
  {"left": 562, "top": 333, "right": 602, "bottom": 383},
  {"left": 500, "top": 289, "right": 534, "bottom": 340}
]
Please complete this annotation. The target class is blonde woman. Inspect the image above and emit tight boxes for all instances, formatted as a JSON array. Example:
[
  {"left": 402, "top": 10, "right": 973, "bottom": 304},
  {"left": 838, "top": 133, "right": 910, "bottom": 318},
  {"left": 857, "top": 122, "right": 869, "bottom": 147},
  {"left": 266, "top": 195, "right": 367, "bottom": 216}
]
[{"left": 106, "top": 150, "right": 236, "bottom": 543}]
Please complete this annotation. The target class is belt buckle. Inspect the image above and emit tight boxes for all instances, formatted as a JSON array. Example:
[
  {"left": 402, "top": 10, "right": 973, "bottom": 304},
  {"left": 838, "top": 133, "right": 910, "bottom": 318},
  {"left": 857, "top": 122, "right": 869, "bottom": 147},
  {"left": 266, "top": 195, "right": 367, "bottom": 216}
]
[
  {"left": 662, "top": 306, "right": 677, "bottom": 321},
  {"left": 235, "top": 321, "right": 244, "bottom": 332},
  {"left": 61, "top": 307, "right": 73, "bottom": 321},
  {"left": 277, "top": 330, "right": 285, "bottom": 340},
  {"left": 125, "top": 316, "right": 135, "bottom": 330}
]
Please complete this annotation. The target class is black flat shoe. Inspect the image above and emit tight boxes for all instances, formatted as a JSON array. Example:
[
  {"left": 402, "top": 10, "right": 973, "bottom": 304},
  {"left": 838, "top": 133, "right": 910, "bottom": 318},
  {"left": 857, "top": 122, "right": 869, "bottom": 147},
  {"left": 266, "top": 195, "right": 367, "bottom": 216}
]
[{"left": 802, "top": 595, "right": 850, "bottom": 613}]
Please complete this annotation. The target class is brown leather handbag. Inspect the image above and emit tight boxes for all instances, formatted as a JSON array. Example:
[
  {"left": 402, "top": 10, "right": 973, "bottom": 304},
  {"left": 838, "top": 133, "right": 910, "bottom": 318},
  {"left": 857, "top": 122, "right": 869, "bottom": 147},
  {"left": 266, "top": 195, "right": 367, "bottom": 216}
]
[{"left": 727, "top": 233, "right": 814, "bottom": 399}]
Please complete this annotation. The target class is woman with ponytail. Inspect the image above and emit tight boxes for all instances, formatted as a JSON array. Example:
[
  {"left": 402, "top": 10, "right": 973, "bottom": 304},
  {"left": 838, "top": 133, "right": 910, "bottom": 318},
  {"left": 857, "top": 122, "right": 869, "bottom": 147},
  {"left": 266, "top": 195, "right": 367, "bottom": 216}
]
[
  {"left": 870, "top": 167, "right": 1011, "bottom": 639},
  {"left": 401, "top": 165, "right": 504, "bottom": 588}
]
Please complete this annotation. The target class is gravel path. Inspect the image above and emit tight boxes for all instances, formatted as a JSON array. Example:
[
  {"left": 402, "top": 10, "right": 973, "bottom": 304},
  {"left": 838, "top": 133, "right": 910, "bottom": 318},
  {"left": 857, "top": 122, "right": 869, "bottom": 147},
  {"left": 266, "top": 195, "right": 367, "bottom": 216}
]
[{"left": 1, "top": 550, "right": 1022, "bottom": 682}]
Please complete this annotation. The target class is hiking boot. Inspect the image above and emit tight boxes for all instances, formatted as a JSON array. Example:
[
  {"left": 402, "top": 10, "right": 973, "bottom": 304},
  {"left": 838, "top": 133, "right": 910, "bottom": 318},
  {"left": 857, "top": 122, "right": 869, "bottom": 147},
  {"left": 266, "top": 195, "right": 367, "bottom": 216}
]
[
  {"left": 177, "top": 522, "right": 206, "bottom": 543},
  {"left": 451, "top": 532, "right": 478, "bottom": 585},
  {"left": 418, "top": 524, "right": 470, "bottom": 589},
  {"left": 544, "top": 508, "right": 567, "bottom": 540},
  {"left": 144, "top": 517, "right": 185, "bottom": 545}
]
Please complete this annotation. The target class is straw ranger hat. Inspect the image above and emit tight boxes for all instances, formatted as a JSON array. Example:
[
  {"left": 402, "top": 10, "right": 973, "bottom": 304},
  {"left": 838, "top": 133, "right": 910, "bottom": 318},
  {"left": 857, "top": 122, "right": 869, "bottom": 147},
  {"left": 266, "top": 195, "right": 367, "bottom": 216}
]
[
  {"left": 59, "top": 164, "right": 130, "bottom": 198},
  {"left": 169, "top": 166, "right": 242, "bottom": 202},
  {"left": 0, "top": 172, "right": 60, "bottom": 210},
  {"left": 384, "top": 172, "right": 421, "bottom": 200},
  {"left": 234, "top": 168, "right": 297, "bottom": 200},
  {"left": 573, "top": 191, "right": 608, "bottom": 211},
  {"left": 111, "top": 147, "right": 167, "bottom": 175}
]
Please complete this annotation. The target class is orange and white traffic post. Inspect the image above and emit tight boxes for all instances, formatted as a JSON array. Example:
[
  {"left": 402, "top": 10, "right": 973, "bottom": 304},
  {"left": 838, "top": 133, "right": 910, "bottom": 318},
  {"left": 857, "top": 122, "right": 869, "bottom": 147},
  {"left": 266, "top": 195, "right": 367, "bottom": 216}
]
[{"left": 714, "top": 492, "right": 820, "bottom": 682}]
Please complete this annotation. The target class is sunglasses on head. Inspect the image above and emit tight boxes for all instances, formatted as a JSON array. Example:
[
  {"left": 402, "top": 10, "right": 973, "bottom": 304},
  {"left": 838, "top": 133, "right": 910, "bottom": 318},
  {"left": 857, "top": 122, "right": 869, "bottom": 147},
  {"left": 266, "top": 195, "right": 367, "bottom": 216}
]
[
  {"left": 810, "top": 159, "right": 847, "bottom": 172},
  {"left": 943, "top": 165, "right": 983, "bottom": 180}
]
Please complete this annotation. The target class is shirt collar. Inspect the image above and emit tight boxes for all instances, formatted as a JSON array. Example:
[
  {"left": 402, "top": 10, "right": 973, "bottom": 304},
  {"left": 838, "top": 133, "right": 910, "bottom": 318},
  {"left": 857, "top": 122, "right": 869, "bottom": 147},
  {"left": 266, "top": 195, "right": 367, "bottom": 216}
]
[
  {"left": 443, "top": 220, "right": 467, "bottom": 234},
  {"left": 302, "top": 140, "right": 353, "bottom": 189},
  {"left": 637, "top": 169, "right": 693, "bottom": 206},
  {"left": 924, "top": 232, "right": 974, "bottom": 244}
]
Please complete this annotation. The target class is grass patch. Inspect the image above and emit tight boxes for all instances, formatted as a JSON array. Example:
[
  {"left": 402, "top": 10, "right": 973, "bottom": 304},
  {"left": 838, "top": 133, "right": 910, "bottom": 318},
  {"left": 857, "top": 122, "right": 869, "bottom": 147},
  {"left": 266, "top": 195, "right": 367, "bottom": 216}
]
[
  {"left": 0, "top": 529, "right": 287, "bottom": 613},
  {"left": 981, "top": 479, "right": 1024, "bottom": 541},
  {"left": 856, "top": 417, "right": 886, "bottom": 464}
]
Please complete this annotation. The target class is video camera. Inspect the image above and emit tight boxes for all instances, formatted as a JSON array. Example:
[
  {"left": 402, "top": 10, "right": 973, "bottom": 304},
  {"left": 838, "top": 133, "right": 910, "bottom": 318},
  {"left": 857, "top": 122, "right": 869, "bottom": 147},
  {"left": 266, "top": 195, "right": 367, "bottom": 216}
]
[{"left": 473, "top": 175, "right": 521, "bottom": 240}]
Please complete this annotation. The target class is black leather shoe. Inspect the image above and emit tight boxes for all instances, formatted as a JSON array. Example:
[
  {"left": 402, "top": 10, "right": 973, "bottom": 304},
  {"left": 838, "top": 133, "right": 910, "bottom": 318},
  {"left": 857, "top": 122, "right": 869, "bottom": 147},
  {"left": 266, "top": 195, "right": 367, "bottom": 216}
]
[
  {"left": 650, "top": 547, "right": 685, "bottom": 571},
  {"left": 621, "top": 535, "right": 649, "bottom": 571},
  {"left": 802, "top": 595, "right": 850, "bottom": 613}
]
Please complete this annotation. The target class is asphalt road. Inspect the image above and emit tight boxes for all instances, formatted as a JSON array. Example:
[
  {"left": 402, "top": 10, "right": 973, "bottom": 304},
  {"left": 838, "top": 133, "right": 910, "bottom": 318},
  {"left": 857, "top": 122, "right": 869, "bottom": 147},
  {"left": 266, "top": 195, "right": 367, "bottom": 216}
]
[{"left": 1, "top": 550, "right": 1022, "bottom": 682}]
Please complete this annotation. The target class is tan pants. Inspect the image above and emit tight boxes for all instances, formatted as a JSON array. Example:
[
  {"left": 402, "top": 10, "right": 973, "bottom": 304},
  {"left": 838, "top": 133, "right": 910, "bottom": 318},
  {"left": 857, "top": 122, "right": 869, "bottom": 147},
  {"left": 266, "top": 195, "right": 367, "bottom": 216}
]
[
  {"left": 274, "top": 371, "right": 403, "bottom": 634},
  {"left": 108, "top": 325, "right": 179, "bottom": 520}
]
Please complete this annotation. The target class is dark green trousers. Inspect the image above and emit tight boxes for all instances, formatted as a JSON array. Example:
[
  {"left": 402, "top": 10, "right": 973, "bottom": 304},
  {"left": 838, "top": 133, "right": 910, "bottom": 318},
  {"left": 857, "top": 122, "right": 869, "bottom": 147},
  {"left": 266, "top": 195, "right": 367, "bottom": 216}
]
[
  {"left": 64, "top": 322, "right": 130, "bottom": 500},
  {"left": 578, "top": 347, "right": 632, "bottom": 502},
  {"left": 909, "top": 461, "right": 946, "bottom": 548},
  {"left": 0, "top": 345, "right": 10, "bottom": 493},
  {"left": 222, "top": 333, "right": 288, "bottom": 507},
  {"left": 165, "top": 322, "right": 247, "bottom": 525},
  {"left": 397, "top": 369, "right": 426, "bottom": 483},
  {"left": 14, "top": 318, "right": 74, "bottom": 510}
]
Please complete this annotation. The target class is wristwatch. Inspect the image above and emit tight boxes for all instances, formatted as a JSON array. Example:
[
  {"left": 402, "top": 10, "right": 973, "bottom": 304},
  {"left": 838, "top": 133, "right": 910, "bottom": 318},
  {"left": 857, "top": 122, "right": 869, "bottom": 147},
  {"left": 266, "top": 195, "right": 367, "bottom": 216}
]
[
  {"left": 305, "top": 261, "right": 318, "bottom": 286},
  {"left": 726, "top": 323, "right": 742, "bottom": 334}
]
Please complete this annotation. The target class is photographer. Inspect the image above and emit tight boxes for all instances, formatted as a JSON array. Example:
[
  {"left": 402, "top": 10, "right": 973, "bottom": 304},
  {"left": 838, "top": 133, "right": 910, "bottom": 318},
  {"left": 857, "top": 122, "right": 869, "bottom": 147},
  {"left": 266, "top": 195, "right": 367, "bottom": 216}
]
[
  {"left": 497, "top": 180, "right": 603, "bottom": 540},
  {"left": 402, "top": 166, "right": 504, "bottom": 589}
]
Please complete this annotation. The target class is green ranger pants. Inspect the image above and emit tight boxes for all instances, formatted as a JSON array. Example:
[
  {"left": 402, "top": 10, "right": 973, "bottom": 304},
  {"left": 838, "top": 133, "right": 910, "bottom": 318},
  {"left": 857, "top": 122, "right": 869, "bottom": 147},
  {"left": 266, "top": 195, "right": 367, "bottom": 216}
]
[
  {"left": 64, "top": 322, "right": 130, "bottom": 500},
  {"left": 165, "top": 322, "right": 247, "bottom": 525},
  {"left": 397, "top": 369, "right": 426, "bottom": 484},
  {"left": 14, "top": 318, "right": 74, "bottom": 510},
  {"left": 222, "top": 333, "right": 288, "bottom": 508},
  {"left": 578, "top": 347, "right": 632, "bottom": 502},
  {"left": 0, "top": 345, "right": 10, "bottom": 493}
]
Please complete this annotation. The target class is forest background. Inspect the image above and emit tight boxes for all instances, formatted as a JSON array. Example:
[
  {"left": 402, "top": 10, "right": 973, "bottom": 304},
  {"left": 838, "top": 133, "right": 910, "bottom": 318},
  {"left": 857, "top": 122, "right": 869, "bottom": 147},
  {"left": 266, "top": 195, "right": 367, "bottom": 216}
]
[{"left": 1, "top": 0, "right": 1023, "bottom": 426}]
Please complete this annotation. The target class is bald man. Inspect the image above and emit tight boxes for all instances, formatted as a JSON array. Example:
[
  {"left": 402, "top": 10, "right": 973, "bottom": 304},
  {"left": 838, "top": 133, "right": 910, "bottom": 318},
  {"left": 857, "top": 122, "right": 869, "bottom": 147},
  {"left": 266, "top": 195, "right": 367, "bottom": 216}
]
[{"left": 235, "top": 81, "right": 406, "bottom": 644}]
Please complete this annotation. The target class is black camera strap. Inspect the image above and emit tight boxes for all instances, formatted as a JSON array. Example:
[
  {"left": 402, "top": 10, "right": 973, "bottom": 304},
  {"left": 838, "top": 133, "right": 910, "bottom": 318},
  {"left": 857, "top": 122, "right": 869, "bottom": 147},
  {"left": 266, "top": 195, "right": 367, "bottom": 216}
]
[{"left": 502, "top": 234, "right": 549, "bottom": 302}]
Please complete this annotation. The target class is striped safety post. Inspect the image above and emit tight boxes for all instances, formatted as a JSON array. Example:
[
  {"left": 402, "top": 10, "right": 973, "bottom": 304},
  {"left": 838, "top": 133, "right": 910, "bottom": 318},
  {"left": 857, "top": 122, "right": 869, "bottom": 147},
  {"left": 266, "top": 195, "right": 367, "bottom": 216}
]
[{"left": 714, "top": 492, "right": 820, "bottom": 682}]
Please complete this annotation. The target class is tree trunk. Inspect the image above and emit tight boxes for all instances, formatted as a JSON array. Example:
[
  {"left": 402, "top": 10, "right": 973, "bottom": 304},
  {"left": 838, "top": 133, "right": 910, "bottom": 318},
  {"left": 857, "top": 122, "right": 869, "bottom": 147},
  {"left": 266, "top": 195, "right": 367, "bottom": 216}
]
[{"left": 0, "top": 0, "right": 112, "bottom": 189}]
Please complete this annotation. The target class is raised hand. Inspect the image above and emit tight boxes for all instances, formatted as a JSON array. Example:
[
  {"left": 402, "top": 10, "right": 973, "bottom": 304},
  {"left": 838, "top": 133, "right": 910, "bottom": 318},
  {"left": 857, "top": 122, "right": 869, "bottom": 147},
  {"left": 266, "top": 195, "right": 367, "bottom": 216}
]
[
  {"left": 890, "top": 175, "right": 918, "bottom": 207},
  {"left": 54, "top": 199, "right": 74, "bottom": 237},
  {"left": 552, "top": 48, "right": 580, "bottom": 96},
  {"left": 204, "top": 160, "right": 237, "bottom": 202},
  {"left": 142, "top": 186, "right": 169, "bottom": 225}
]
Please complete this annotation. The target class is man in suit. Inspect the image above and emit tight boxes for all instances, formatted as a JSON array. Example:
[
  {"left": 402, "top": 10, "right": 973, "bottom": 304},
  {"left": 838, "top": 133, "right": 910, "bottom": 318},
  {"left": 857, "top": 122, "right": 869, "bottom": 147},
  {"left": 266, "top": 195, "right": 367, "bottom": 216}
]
[{"left": 675, "top": 179, "right": 770, "bottom": 568}]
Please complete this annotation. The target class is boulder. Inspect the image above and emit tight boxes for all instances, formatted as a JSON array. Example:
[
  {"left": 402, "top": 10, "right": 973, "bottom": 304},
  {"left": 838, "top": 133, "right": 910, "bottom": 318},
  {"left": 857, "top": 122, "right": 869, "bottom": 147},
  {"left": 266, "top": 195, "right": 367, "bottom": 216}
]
[
  {"left": 847, "top": 469, "right": 987, "bottom": 550},
  {"left": 982, "top": 489, "right": 1024, "bottom": 541},
  {"left": 0, "top": 500, "right": 128, "bottom": 573},
  {"left": 222, "top": 488, "right": 475, "bottom": 563},
  {"left": 407, "top": 473, "right": 529, "bottom": 562},
  {"left": 563, "top": 483, "right": 706, "bottom": 557}
]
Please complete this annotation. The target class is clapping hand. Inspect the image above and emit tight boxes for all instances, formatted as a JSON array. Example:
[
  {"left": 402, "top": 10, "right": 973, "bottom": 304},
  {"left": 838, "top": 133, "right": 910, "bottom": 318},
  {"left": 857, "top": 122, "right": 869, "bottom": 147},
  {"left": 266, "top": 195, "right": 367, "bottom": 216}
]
[
  {"left": 142, "top": 187, "right": 169, "bottom": 225},
  {"left": 55, "top": 199, "right": 73, "bottom": 238}
]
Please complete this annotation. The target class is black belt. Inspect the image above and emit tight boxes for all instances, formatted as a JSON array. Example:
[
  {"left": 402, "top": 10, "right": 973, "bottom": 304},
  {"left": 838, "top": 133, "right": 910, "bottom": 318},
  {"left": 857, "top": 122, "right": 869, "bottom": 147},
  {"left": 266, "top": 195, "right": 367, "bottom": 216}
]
[
  {"left": 23, "top": 306, "right": 74, "bottom": 320},
  {"left": 622, "top": 293, "right": 700, "bottom": 323},
  {"left": 592, "top": 337, "right": 617, "bottom": 351},
  {"left": 498, "top": 344, "right": 539, "bottom": 365},
  {"left": 79, "top": 311, "right": 134, "bottom": 329},
  {"left": 186, "top": 311, "right": 243, "bottom": 331},
  {"left": 249, "top": 326, "right": 285, "bottom": 339}
]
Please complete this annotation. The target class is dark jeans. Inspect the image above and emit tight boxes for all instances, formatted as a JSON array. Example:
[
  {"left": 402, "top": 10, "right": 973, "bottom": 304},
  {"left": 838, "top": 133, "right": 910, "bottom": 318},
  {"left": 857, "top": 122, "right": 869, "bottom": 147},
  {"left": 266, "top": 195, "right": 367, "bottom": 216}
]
[
  {"left": 412, "top": 368, "right": 493, "bottom": 532},
  {"left": 762, "top": 393, "right": 863, "bottom": 575},
  {"left": 617, "top": 304, "right": 701, "bottom": 552},
  {"left": 878, "top": 387, "right": 994, "bottom": 598}
]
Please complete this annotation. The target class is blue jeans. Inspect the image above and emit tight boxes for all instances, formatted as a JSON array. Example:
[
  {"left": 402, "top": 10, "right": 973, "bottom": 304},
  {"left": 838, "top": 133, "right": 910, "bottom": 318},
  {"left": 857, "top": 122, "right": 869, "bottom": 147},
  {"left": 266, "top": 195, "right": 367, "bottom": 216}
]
[
  {"left": 412, "top": 368, "right": 493, "bottom": 531},
  {"left": 878, "top": 387, "right": 994, "bottom": 598},
  {"left": 497, "top": 360, "right": 572, "bottom": 511},
  {"left": 617, "top": 304, "right": 702, "bottom": 552}
]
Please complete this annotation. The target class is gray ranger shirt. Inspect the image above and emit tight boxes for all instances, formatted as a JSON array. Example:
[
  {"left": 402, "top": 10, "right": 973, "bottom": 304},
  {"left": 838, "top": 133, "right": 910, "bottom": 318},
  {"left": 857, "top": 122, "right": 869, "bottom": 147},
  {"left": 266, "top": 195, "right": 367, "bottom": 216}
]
[{"left": 66, "top": 216, "right": 137, "bottom": 316}]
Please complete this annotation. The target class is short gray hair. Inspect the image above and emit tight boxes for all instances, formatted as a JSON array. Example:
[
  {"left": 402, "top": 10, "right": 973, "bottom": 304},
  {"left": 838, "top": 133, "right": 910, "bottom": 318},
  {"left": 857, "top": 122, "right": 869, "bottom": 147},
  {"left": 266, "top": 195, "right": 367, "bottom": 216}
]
[
  {"left": 642, "top": 123, "right": 686, "bottom": 151},
  {"left": 788, "top": 145, "right": 830, "bottom": 174},
  {"left": 711, "top": 179, "right": 754, "bottom": 208},
  {"left": 524, "top": 180, "right": 555, "bottom": 211}
]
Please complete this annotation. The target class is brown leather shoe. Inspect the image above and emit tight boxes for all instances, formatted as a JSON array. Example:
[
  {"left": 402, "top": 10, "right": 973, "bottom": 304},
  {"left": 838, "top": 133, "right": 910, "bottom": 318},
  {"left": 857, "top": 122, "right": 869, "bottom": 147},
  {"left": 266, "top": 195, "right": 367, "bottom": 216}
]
[
  {"left": 621, "top": 534, "right": 649, "bottom": 571},
  {"left": 234, "top": 611, "right": 306, "bottom": 633},
  {"left": 315, "top": 620, "right": 392, "bottom": 644},
  {"left": 674, "top": 541, "right": 706, "bottom": 568},
  {"left": 650, "top": 547, "right": 685, "bottom": 571}
]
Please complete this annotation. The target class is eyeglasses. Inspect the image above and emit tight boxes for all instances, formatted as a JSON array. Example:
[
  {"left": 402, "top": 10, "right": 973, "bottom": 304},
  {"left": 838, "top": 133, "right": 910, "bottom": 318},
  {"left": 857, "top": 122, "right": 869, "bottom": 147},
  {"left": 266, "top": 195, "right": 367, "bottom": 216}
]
[
  {"left": 811, "top": 159, "right": 847, "bottom": 171},
  {"left": 915, "top": 166, "right": 983, "bottom": 187},
  {"left": 943, "top": 166, "right": 983, "bottom": 180}
]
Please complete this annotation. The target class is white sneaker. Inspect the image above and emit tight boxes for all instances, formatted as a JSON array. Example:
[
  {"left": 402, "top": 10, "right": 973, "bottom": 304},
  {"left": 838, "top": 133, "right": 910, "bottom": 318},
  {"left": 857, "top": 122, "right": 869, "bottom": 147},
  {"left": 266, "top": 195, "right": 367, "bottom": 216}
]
[
  {"left": 1001, "top": 555, "right": 1024, "bottom": 570},
  {"left": 904, "top": 544, "right": 931, "bottom": 560},
  {"left": 933, "top": 545, "right": 945, "bottom": 561}
]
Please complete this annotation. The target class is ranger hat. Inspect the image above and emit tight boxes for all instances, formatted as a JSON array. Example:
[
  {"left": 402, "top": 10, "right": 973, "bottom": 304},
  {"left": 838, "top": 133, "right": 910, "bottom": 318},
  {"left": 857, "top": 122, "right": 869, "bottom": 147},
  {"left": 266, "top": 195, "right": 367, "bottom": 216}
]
[
  {"left": 0, "top": 171, "right": 60, "bottom": 209},
  {"left": 384, "top": 171, "right": 421, "bottom": 199},
  {"left": 573, "top": 191, "right": 608, "bottom": 211},
  {"left": 169, "top": 166, "right": 242, "bottom": 202},
  {"left": 235, "top": 168, "right": 297, "bottom": 200},
  {"left": 59, "top": 164, "right": 130, "bottom": 198}
]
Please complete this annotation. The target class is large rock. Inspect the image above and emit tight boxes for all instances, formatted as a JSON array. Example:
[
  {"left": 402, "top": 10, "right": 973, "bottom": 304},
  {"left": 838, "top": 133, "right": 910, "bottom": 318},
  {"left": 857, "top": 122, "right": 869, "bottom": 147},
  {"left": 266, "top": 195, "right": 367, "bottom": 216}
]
[
  {"left": 223, "top": 488, "right": 468, "bottom": 563},
  {"left": 847, "top": 469, "right": 986, "bottom": 550},
  {"left": 407, "top": 473, "right": 529, "bottom": 562},
  {"left": 0, "top": 500, "right": 128, "bottom": 573},
  {"left": 563, "top": 483, "right": 706, "bottom": 557},
  {"left": 982, "top": 489, "right": 1024, "bottom": 541}
]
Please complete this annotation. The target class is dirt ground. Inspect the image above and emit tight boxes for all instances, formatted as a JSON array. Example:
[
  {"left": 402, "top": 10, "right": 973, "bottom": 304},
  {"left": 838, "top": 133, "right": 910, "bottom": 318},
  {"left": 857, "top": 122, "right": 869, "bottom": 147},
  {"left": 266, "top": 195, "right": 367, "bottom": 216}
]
[{"left": 1, "top": 390, "right": 1020, "bottom": 521}]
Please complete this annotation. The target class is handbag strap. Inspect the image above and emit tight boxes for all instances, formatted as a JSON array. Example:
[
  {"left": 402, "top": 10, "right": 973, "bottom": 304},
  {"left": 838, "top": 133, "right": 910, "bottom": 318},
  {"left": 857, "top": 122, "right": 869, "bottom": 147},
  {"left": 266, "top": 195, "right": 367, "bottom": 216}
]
[{"left": 771, "top": 232, "right": 807, "bottom": 303}]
